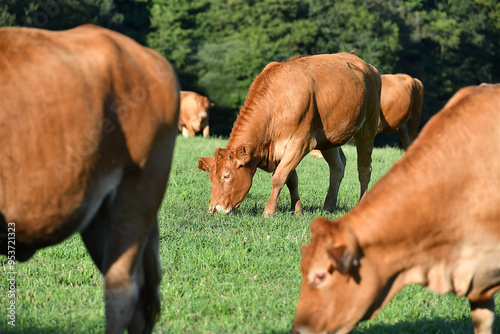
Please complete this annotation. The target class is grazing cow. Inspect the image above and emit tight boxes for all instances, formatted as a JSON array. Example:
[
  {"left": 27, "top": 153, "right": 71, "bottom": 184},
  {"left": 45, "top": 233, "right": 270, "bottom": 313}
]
[
  {"left": 179, "top": 91, "right": 213, "bottom": 137},
  {"left": 293, "top": 84, "right": 500, "bottom": 334},
  {"left": 198, "top": 53, "right": 381, "bottom": 216},
  {"left": 0, "top": 25, "right": 180, "bottom": 333},
  {"left": 378, "top": 73, "right": 424, "bottom": 149}
]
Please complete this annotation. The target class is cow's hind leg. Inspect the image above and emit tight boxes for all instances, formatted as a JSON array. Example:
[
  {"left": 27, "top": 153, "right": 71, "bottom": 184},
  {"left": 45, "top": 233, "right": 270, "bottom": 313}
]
[
  {"left": 408, "top": 93, "right": 423, "bottom": 144},
  {"left": 286, "top": 169, "right": 302, "bottom": 214},
  {"left": 202, "top": 125, "right": 210, "bottom": 137},
  {"left": 397, "top": 123, "right": 411, "bottom": 150},
  {"left": 81, "top": 194, "right": 161, "bottom": 334},
  {"left": 353, "top": 122, "right": 377, "bottom": 201},
  {"left": 469, "top": 298, "right": 495, "bottom": 334},
  {"left": 321, "top": 147, "right": 346, "bottom": 212},
  {"left": 127, "top": 219, "right": 161, "bottom": 333},
  {"left": 263, "top": 140, "right": 308, "bottom": 216}
]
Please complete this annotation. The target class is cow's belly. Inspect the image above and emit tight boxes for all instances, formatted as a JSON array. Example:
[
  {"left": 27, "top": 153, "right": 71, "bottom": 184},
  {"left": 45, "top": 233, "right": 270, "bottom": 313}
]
[
  {"left": 76, "top": 168, "right": 123, "bottom": 233},
  {"left": 384, "top": 109, "right": 410, "bottom": 131},
  {"left": 1, "top": 168, "right": 123, "bottom": 259}
]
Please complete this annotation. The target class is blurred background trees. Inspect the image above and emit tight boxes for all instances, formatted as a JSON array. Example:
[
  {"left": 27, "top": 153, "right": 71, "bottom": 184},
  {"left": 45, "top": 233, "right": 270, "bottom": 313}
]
[{"left": 1, "top": 0, "right": 498, "bottom": 142}]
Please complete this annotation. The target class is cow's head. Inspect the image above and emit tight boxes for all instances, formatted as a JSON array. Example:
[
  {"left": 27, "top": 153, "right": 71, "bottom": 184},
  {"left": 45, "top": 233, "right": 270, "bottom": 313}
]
[
  {"left": 293, "top": 217, "right": 380, "bottom": 334},
  {"left": 198, "top": 145, "right": 255, "bottom": 213}
]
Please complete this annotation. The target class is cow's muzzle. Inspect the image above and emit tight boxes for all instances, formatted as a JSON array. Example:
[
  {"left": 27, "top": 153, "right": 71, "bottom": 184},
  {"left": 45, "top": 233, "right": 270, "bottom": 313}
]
[{"left": 209, "top": 205, "right": 231, "bottom": 214}]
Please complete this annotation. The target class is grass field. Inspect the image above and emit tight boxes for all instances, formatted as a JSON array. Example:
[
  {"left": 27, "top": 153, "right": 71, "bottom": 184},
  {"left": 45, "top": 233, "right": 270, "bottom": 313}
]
[{"left": 1, "top": 135, "right": 499, "bottom": 333}]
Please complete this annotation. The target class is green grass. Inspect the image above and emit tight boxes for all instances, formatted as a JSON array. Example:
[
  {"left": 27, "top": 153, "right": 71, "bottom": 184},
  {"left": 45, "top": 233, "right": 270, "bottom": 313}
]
[{"left": 1, "top": 135, "right": 499, "bottom": 333}]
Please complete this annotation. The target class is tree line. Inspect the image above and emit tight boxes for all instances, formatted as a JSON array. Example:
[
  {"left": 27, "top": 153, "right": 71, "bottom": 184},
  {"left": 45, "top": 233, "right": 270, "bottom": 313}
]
[{"left": 1, "top": 0, "right": 499, "bottom": 142}]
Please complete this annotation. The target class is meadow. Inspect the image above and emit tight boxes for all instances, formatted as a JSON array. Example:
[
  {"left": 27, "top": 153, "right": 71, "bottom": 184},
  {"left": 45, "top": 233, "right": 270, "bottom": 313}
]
[{"left": 1, "top": 135, "right": 499, "bottom": 333}]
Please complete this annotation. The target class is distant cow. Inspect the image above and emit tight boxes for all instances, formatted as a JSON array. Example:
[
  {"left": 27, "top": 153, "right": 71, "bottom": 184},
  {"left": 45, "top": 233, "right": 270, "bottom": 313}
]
[
  {"left": 179, "top": 91, "right": 213, "bottom": 137},
  {"left": 0, "top": 25, "right": 180, "bottom": 333},
  {"left": 198, "top": 53, "right": 381, "bottom": 216},
  {"left": 378, "top": 73, "right": 424, "bottom": 149},
  {"left": 293, "top": 84, "right": 500, "bottom": 334}
]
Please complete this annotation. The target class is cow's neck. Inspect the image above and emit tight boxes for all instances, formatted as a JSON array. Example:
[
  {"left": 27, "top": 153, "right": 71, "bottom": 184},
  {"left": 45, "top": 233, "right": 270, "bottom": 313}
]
[{"left": 226, "top": 101, "right": 277, "bottom": 172}]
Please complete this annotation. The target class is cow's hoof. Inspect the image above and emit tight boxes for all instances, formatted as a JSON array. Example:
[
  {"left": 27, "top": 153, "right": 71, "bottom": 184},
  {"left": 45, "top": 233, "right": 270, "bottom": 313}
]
[{"left": 262, "top": 211, "right": 275, "bottom": 217}]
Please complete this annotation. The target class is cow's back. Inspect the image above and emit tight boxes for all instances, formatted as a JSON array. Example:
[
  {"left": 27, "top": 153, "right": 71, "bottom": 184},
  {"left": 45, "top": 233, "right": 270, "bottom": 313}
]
[{"left": 0, "top": 25, "right": 179, "bottom": 258}]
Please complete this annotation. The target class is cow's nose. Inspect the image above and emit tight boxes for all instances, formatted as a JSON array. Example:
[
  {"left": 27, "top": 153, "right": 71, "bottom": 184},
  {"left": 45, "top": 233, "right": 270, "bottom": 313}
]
[{"left": 209, "top": 206, "right": 217, "bottom": 214}]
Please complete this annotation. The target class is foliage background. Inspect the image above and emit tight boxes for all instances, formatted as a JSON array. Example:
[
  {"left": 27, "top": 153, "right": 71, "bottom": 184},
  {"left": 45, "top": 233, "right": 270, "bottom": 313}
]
[{"left": 1, "top": 0, "right": 499, "bottom": 141}]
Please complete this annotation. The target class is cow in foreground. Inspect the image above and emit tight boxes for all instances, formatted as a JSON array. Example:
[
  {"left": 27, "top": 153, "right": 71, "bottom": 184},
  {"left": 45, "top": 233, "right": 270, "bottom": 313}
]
[
  {"left": 198, "top": 53, "right": 381, "bottom": 216},
  {"left": 378, "top": 73, "right": 424, "bottom": 149},
  {"left": 0, "top": 25, "right": 180, "bottom": 333},
  {"left": 179, "top": 91, "right": 213, "bottom": 137},
  {"left": 293, "top": 84, "right": 500, "bottom": 334}
]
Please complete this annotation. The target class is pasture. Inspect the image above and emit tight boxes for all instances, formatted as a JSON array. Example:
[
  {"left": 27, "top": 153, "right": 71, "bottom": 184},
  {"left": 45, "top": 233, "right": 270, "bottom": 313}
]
[{"left": 1, "top": 135, "right": 499, "bottom": 333}]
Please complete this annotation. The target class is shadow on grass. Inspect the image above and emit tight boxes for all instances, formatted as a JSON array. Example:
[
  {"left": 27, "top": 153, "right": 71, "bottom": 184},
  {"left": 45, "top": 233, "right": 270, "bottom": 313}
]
[
  {"left": 301, "top": 203, "right": 352, "bottom": 215},
  {"left": 352, "top": 316, "right": 500, "bottom": 334},
  {"left": 234, "top": 200, "right": 352, "bottom": 218}
]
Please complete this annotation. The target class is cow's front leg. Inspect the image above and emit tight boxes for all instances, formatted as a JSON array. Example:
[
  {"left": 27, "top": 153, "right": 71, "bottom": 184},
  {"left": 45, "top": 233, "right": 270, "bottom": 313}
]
[{"left": 263, "top": 144, "right": 306, "bottom": 216}]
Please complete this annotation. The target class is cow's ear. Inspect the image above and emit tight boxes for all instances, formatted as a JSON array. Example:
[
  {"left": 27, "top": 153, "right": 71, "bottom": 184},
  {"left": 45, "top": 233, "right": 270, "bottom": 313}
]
[
  {"left": 198, "top": 157, "right": 214, "bottom": 172},
  {"left": 235, "top": 145, "right": 253, "bottom": 166},
  {"left": 327, "top": 244, "right": 359, "bottom": 275}
]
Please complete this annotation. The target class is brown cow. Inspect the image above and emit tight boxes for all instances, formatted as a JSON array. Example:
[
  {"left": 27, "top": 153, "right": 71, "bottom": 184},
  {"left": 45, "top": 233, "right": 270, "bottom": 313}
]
[
  {"left": 293, "top": 84, "right": 500, "bottom": 334},
  {"left": 378, "top": 73, "right": 424, "bottom": 149},
  {"left": 198, "top": 53, "right": 381, "bottom": 216},
  {"left": 0, "top": 25, "right": 180, "bottom": 333},
  {"left": 179, "top": 91, "right": 213, "bottom": 137}
]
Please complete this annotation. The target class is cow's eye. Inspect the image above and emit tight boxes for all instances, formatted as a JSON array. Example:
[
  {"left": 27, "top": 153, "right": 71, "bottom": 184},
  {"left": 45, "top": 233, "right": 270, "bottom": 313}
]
[{"left": 222, "top": 173, "right": 231, "bottom": 181}]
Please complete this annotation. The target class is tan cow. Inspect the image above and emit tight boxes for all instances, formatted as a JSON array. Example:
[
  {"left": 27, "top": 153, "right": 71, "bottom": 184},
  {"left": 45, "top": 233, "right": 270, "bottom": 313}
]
[
  {"left": 0, "top": 25, "right": 180, "bottom": 333},
  {"left": 179, "top": 91, "right": 213, "bottom": 137},
  {"left": 198, "top": 53, "right": 381, "bottom": 216},
  {"left": 378, "top": 73, "right": 424, "bottom": 149},
  {"left": 293, "top": 84, "right": 500, "bottom": 334}
]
